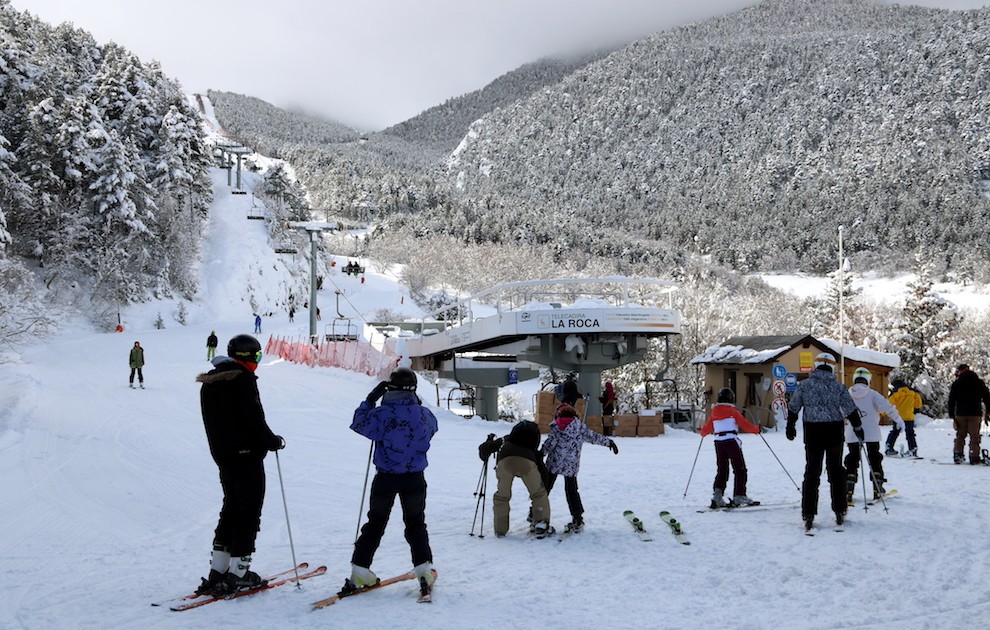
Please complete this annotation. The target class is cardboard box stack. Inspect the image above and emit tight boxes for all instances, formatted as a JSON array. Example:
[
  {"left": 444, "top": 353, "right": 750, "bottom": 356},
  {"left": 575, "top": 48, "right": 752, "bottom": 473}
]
[
  {"left": 608, "top": 415, "right": 639, "bottom": 437},
  {"left": 586, "top": 415, "right": 605, "bottom": 434},
  {"left": 637, "top": 413, "right": 664, "bottom": 437}
]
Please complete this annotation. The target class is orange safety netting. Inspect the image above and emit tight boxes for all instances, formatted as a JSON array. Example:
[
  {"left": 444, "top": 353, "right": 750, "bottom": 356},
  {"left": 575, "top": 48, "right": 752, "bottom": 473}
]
[{"left": 264, "top": 335, "right": 399, "bottom": 378}]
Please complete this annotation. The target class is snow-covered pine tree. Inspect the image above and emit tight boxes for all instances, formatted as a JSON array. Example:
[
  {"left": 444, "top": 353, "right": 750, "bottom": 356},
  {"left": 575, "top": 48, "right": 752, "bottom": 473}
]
[{"left": 891, "top": 252, "right": 963, "bottom": 411}]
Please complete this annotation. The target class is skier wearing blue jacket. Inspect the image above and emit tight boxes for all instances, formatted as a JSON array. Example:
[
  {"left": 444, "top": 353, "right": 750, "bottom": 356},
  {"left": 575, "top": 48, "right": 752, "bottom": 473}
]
[{"left": 340, "top": 367, "right": 439, "bottom": 600}]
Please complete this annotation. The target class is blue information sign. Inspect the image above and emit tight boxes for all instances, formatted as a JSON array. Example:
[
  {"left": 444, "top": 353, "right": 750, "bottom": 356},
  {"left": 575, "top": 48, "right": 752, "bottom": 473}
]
[
  {"left": 508, "top": 368, "right": 518, "bottom": 385},
  {"left": 784, "top": 373, "right": 797, "bottom": 392},
  {"left": 772, "top": 364, "right": 787, "bottom": 380}
]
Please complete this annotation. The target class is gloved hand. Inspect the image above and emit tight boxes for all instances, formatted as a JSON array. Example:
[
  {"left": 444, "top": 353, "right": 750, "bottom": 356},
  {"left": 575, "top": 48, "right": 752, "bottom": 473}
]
[
  {"left": 853, "top": 425, "right": 865, "bottom": 442},
  {"left": 786, "top": 423, "right": 796, "bottom": 441},
  {"left": 271, "top": 435, "right": 286, "bottom": 450},
  {"left": 608, "top": 439, "right": 619, "bottom": 454},
  {"left": 478, "top": 434, "right": 500, "bottom": 461},
  {"left": 366, "top": 381, "right": 389, "bottom": 404}
]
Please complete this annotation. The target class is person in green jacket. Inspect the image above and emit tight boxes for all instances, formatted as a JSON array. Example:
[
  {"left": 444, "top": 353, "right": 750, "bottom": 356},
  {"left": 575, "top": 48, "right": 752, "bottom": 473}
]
[{"left": 129, "top": 341, "right": 145, "bottom": 389}]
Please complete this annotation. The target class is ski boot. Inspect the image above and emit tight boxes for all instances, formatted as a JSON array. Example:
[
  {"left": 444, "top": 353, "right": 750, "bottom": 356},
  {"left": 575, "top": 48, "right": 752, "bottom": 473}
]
[
  {"left": 835, "top": 511, "right": 845, "bottom": 527},
  {"left": 223, "top": 569, "right": 267, "bottom": 593},
  {"left": 970, "top": 454, "right": 982, "bottom": 465},
  {"left": 871, "top": 473, "right": 886, "bottom": 499},
  {"left": 803, "top": 515, "right": 814, "bottom": 532},
  {"left": 710, "top": 490, "right": 729, "bottom": 509},
  {"left": 953, "top": 452, "right": 964, "bottom": 464},
  {"left": 564, "top": 518, "right": 584, "bottom": 534},
  {"left": 531, "top": 521, "right": 555, "bottom": 539},
  {"left": 338, "top": 565, "right": 379, "bottom": 596},
  {"left": 884, "top": 446, "right": 898, "bottom": 457},
  {"left": 195, "top": 569, "right": 228, "bottom": 596},
  {"left": 731, "top": 495, "right": 756, "bottom": 507},
  {"left": 414, "top": 562, "right": 435, "bottom": 602}
]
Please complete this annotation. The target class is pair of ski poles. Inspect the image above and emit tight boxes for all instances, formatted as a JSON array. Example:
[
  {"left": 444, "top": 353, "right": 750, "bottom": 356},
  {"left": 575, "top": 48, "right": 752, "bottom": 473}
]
[{"left": 683, "top": 431, "right": 800, "bottom": 498}]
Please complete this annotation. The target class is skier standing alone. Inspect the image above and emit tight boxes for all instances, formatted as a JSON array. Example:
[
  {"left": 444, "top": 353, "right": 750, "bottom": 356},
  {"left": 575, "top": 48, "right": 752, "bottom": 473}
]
[
  {"left": 342, "top": 367, "right": 439, "bottom": 600},
  {"left": 206, "top": 330, "right": 218, "bottom": 361},
  {"left": 699, "top": 388, "right": 761, "bottom": 508},
  {"left": 195, "top": 334, "right": 285, "bottom": 595},
  {"left": 129, "top": 341, "right": 145, "bottom": 389},
  {"left": 947, "top": 363, "right": 990, "bottom": 464}
]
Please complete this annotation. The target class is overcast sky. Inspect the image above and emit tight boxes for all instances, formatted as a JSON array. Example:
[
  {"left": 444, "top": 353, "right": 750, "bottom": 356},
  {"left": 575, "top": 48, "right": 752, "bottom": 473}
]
[{"left": 10, "top": 0, "right": 989, "bottom": 131}]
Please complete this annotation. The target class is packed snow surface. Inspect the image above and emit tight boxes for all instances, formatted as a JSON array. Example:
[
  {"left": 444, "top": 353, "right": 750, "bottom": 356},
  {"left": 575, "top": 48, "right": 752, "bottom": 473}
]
[{"left": 2, "top": 167, "right": 990, "bottom": 630}]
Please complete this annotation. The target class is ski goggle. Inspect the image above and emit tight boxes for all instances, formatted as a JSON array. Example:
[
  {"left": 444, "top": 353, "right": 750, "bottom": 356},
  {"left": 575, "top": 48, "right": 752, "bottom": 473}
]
[{"left": 236, "top": 350, "right": 263, "bottom": 363}]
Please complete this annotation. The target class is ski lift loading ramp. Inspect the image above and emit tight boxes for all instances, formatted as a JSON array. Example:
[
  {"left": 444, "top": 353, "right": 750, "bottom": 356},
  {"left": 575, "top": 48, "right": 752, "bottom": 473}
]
[{"left": 390, "top": 278, "right": 681, "bottom": 421}]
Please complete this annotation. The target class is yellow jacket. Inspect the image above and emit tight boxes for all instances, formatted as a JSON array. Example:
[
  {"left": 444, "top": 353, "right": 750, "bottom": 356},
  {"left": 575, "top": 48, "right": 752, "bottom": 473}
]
[{"left": 888, "top": 386, "right": 922, "bottom": 421}]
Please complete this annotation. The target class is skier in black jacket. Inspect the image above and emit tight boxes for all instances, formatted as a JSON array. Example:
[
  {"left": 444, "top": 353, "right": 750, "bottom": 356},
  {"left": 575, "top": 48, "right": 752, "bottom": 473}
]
[
  {"left": 194, "top": 334, "right": 284, "bottom": 595},
  {"left": 479, "top": 420, "right": 552, "bottom": 538},
  {"left": 947, "top": 364, "right": 990, "bottom": 464}
]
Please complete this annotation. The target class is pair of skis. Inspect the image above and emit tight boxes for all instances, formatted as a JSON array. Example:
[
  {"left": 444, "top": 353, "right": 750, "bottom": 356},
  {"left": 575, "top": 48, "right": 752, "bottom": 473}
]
[
  {"left": 152, "top": 563, "right": 327, "bottom": 611},
  {"left": 153, "top": 564, "right": 434, "bottom": 611},
  {"left": 623, "top": 510, "right": 690, "bottom": 545}
]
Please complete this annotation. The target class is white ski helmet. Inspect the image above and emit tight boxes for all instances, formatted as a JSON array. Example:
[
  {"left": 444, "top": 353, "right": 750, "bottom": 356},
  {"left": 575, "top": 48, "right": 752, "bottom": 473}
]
[
  {"left": 813, "top": 352, "right": 837, "bottom": 371},
  {"left": 853, "top": 367, "right": 872, "bottom": 384}
]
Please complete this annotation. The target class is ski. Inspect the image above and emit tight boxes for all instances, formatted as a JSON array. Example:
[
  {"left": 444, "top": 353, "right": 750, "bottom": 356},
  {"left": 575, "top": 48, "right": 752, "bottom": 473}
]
[
  {"left": 658, "top": 511, "right": 690, "bottom": 545},
  {"left": 152, "top": 563, "right": 310, "bottom": 607},
  {"left": 311, "top": 569, "right": 438, "bottom": 609},
  {"left": 697, "top": 501, "right": 798, "bottom": 513},
  {"left": 866, "top": 489, "right": 898, "bottom": 506},
  {"left": 623, "top": 510, "right": 652, "bottom": 542},
  {"left": 169, "top": 564, "right": 327, "bottom": 611}
]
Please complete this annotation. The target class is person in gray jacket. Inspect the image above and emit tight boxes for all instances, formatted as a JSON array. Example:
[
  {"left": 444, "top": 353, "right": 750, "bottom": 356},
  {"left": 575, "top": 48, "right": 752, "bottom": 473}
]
[{"left": 786, "top": 353, "right": 864, "bottom": 532}]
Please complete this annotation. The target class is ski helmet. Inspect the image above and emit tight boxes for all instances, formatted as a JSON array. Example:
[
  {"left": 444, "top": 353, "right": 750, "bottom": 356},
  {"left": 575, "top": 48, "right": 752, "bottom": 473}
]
[
  {"left": 853, "top": 367, "right": 872, "bottom": 384},
  {"left": 387, "top": 367, "right": 418, "bottom": 391},
  {"left": 228, "top": 334, "right": 262, "bottom": 363},
  {"left": 813, "top": 352, "right": 836, "bottom": 371},
  {"left": 716, "top": 387, "right": 735, "bottom": 404}
]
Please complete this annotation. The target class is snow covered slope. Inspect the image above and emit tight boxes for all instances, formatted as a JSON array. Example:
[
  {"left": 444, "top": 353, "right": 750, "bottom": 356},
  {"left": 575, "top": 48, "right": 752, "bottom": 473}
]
[{"left": 2, "top": 165, "right": 990, "bottom": 630}]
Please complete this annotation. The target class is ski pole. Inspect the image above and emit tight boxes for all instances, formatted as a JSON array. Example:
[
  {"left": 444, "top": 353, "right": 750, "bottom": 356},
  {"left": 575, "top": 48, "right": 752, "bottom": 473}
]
[
  {"left": 858, "top": 442, "right": 870, "bottom": 512},
  {"left": 354, "top": 442, "right": 374, "bottom": 543},
  {"left": 863, "top": 444, "right": 889, "bottom": 513},
  {"left": 758, "top": 432, "right": 800, "bottom": 493},
  {"left": 683, "top": 435, "right": 705, "bottom": 498},
  {"left": 274, "top": 450, "right": 301, "bottom": 587}
]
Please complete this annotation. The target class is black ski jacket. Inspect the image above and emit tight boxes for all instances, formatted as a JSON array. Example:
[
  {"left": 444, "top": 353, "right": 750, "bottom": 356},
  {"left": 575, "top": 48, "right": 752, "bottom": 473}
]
[
  {"left": 197, "top": 358, "right": 280, "bottom": 467},
  {"left": 947, "top": 370, "right": 990, "bottom": 417}
]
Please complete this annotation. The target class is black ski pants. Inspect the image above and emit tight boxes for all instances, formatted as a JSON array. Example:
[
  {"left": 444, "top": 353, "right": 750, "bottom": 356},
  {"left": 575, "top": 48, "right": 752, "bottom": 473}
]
[
  {"left": 843, "top": 441, "right": 884, "bottom": 487},
  {"left": 352, "top": 471, "right": 432, "bottom": 569},
  {"left": 214, "top": 461, "right": 266, "bottom": 557},
  {"left": 545, "top": 473, "right": 584, "bottom": 523},
  {"left": 800, "top": 421, "right": 846, "bottom": 518},
  {"left": 713, "top": 438, "right": 748, "bottom": 497}
]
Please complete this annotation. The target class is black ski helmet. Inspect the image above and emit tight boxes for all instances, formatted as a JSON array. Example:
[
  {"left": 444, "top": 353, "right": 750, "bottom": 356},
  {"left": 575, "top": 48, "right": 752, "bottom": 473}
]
[
  {"left": 228, "top": 334, "right": 262, "bottom": 363},
  {"left": 716, "top": 387, "right": 735, "bottom": 404},
  {"left": 387, "top": 367, "right": 418, "bottom": 391}
]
